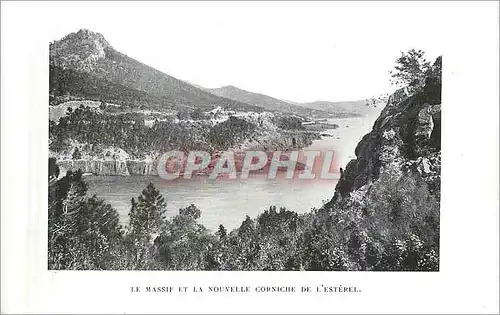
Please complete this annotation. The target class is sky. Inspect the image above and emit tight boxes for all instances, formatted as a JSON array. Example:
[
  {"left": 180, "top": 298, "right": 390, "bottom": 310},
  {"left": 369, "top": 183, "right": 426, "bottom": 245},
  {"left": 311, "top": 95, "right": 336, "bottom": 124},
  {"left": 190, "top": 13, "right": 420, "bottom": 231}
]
[{"left": 41, "top": 2, "right": 445, "bottom": 103}]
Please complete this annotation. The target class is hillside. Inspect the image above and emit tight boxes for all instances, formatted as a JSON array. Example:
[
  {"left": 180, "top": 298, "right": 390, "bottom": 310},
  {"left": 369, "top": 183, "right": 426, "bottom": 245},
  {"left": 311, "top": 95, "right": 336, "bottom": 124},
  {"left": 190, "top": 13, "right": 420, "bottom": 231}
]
[
  {"left": 207, "top": 85, "right": 331, "bottom": 118},
  {"left": 49, "top": 29, "right": 262, "bottom": 112},
  {"left": 314, "top": 57, "right": 442, "bottom": 270}
]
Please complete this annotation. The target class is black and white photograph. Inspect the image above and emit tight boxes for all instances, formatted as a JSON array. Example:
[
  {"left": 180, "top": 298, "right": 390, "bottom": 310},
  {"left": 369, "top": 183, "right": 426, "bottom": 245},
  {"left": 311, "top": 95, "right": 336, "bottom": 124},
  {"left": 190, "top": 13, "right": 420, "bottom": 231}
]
[
  {"left": 1, "top": 1, "right": 498, "bottom": 314},
  {"left": 47, "top": 27, "right": 442, "bottom": 271}
]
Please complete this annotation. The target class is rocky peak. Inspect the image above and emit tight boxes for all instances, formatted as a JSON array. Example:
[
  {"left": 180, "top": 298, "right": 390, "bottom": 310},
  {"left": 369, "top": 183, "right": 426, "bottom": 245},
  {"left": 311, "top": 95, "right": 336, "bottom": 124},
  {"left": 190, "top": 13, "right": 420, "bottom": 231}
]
[
  {"left": 50, "top": 29, "right": 111, "bottom": 71},
  {"left": 64, "top": 29, "right": 110, "bottom": 46},
  {"left": 219, "top": 85, "right": 240, "bottom": 92}
]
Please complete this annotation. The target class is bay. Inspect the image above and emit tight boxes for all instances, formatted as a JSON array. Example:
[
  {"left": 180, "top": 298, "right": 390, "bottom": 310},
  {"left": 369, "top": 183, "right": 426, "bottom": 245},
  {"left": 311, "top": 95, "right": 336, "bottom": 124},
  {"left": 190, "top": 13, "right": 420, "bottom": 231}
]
[{"left": 85, "top": 116, "right": 377, "bottom": 231}]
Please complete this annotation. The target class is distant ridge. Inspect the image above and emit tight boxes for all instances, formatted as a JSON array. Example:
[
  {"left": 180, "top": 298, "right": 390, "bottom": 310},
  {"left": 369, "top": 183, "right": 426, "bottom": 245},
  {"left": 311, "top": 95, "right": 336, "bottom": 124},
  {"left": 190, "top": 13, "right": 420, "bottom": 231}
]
[
  {"left": 206, "top": 85, "right": 331, "bottom": 117},
  {"left": 296, "top": 99, "right": 384, "bottom": 117}
]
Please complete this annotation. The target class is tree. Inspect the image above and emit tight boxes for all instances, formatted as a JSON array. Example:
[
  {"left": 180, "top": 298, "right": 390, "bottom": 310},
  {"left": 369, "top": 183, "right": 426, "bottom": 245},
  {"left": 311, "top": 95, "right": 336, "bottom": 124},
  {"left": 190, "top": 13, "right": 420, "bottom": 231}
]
[
  {"left": 72, "top": 147, "right": 82, "bottom": 159},
  {"left": 390, "top": 49, "right": 431, "bottom": 89},
  {"left": 48, "top": 170, "right": 123, "bottom": 269},
  {"left": 125, "top": 183, "right": 168, "bottom": 269},
  {"left": 428, "top": 56, "right": 442, "bottom": 80},
  {"left": 422, "top": 56, "right": 442, "bottom": 104},
  {"left": 128, "top": 183, "right": 167, "bottom": 242},
  {"left": 177, "top": 109, "right": 191, "bottom": 120},
  {"left": 155, "top": 204, "right": 218, "bottom": 270},
  {"left": 178, "top": 204, "right": 201, "bottom": 220},
  {"left": 238, "top": 215, "right": 256, "bottom": 239},
  {"left": 275, "top": 116, "right": 304, "bottom": 130},
  {"left": 216, "top": 224, "right": 227, "bottom": 240},
  {"left": 190, "top": 108, "right": 207, "bottom": 120},
  {"left": 49, "top": 157, "right": 60, "bottom": 181}
]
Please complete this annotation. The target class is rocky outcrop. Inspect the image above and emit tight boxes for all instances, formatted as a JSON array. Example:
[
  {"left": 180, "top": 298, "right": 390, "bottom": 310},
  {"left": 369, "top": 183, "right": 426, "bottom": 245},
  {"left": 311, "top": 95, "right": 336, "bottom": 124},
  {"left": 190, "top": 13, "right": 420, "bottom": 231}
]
[
  {"left": 244, "top": 130, "right": 321, "bottom": 151},
  {"left": 126, "top": 159, "right": 158, "bottom": 176},
  {"left": 57, "top": 158, "right": 159, "bottom": 176},
  {"left": 58, "top": 159, "right": 131, "bottom": 176},
  {"left": 330, "top": 70, "right": 442, "bottom": 205},
  {"left": 55, "top": 129, "right": 318, "bottom": 176},
  {"left": 50, "top": 29, "right": 110, "bottom": 72}
]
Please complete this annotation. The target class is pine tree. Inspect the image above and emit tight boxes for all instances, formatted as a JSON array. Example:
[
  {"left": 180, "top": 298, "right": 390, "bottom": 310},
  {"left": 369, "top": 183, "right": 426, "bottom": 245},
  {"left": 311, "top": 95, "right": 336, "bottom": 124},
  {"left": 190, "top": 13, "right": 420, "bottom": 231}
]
[
  {"left": 72, "top": 147, "right": 82, "bottom": 159},
  {"left": 216, "top": 224, "right": 227, "bottom": 240},
  {"left": 124, "top": 183, "right": 168, "bottom": 270},
  {"left": 179, "top": 204, "right": 201, "bottom": 220},
  {"left": 390, "top": 49, "right": 431, "bottom": 89},
  {"left": 128, "top": 183, "right": 167, "bottom": 243},
  {"left": 48, "top": 170, "right": 123, "bottom": 269},
  {"left": 49, "top": 157, "right": 60, "bottom": 181}
]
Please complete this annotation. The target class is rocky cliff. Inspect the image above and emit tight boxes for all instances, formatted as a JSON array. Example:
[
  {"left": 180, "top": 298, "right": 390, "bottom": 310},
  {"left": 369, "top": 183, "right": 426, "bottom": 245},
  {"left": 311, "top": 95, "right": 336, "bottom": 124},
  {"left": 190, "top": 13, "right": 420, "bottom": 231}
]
[
  {"left": 55, "top": 130, "right": 318, "bottom": 176},
  {"left": 329, "top": 64, "right": 441, "bottom": 206},
  {"left": 50, "top": 29, "right": 110, "bottom": 72},
  {"left": 57, "top": 158, "right": 158, "bottom": 176}
]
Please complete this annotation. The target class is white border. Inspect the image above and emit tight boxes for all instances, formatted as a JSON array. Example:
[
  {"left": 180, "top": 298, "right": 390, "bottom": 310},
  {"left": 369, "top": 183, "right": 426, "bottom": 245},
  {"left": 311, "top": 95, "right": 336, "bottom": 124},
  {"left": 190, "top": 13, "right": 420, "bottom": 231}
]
[{"left": 1, "top": 1, "right": 499, "bottom": 314}]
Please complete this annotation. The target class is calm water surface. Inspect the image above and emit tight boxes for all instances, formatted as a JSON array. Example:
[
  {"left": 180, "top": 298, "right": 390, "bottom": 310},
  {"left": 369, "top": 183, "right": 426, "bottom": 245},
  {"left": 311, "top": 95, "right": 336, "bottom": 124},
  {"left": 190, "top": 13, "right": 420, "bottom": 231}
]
[{"left": 85, "top": 117, "right": 377, "bottom": 231}]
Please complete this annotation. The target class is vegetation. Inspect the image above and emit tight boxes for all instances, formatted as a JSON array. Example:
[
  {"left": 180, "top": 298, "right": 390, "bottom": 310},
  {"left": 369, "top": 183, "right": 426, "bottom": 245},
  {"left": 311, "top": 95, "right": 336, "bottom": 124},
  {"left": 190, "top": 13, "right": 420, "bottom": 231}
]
[
  {"left": 390, "top": 49, "right": 432, "bottom": 89},
  {"left": 48, "top": 167, "right": 439, "bottom": 271},
  {"left": 49, "top": 106, "right": 257, "bottom": 156},
  {"left": 48, "top": 170, "right": 123, "bottom": 269},
  {"left": 50, "top": 65, "right": 176, "bottom": 109},
  {"left": 49, "top": 157, "right": 60, "bottom": 181},
  {"left": 49, "top": 105, "right": 318, "bottom": 157},
  {"left": 274, "top": 116, "right": 305, "bottom": 130},
  {"left": 72, "top": 147, "right": 82, "bottom": 159},
  {"left": 208, "top": 116, "right": 256, "bottom": 149}
]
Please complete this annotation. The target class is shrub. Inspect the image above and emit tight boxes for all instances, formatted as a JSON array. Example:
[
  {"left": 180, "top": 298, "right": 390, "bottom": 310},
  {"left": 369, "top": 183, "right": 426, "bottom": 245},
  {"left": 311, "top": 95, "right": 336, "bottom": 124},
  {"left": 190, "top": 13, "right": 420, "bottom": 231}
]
[{"left": 390, "top": 49, "right": 431, "bottom": 89}]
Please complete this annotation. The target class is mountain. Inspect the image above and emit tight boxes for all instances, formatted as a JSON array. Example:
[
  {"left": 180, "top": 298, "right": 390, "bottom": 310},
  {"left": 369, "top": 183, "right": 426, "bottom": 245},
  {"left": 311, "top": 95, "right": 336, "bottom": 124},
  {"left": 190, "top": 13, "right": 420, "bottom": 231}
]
[
  {"left": 297, "top": 99, "right": 384, "bottom": 117},
  {"left": 206, "top": 85, "right": 331, "bottom": 118},
  {"left": 49, "top": 29, "right": 262, "bottom": 112},
  {"left": 206, "top": 84, "right": 385, "bottom": 118}
]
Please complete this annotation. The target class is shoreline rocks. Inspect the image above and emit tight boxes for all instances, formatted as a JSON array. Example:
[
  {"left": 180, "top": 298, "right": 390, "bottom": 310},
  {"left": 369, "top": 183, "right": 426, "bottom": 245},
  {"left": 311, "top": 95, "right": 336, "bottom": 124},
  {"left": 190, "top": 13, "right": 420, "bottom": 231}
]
[{"left": 55, "top": 130, "right": 318, "bottom": 176}]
